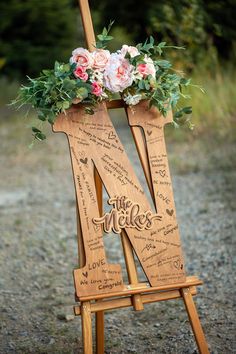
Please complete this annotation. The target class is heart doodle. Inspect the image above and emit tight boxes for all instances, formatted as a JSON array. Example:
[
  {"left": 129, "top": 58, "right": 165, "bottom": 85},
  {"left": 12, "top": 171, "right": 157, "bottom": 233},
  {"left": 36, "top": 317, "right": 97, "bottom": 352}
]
[
  {"left": 147, "top": 130, "right": 152, "bottom": 136},
  {"left": 82, "top": 271, "right": 88, "bottom": 278},
  {"left": 173, "top": 259, "right": 180, "bottom": 269},
  {"left": 159, "top": 170, "right": 166, "bottom": 177},
  {"left": 80, "top": 157, "right": 88, "bottom": 164},
  {"left": 108, "top": 132, "right": 116, "bottom": 140},
  {"left": 166, "top": 209, "right": 174, "bottom": 216},
  {"left": 93, "top": 224, "right": 100, "bottom": 232}
]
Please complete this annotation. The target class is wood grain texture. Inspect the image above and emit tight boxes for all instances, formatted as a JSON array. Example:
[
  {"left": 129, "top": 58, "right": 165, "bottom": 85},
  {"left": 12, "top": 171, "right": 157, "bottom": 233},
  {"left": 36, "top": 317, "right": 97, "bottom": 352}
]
[
  {"left": 53, "top": 102, "right": 185, "bottom": 297},
  {"left": 78, "top": 0, "right": 96, "bottom": 51},
  {"left": 127, "top": 101, "right": 186, "bottom": 284},
  {"left": 77, "top": 275, "right": 202, "bottom": 302},
  {"left": 53, "top": 106, "right": 124, "bottom": 297},
  {"left": 181, "top": 288, "right": 210, "bottom": 354},
  {"left": 74, "top": 285, "right": 198, "bottom": 315},
  {"left": 81, "top": 301, "right": 93, "bottom": 354},
  {"left": 95, "top": 306, "right": 104, "bottom": 354},
  {"left": 121, "top": 232, "right": 144, "bottom": 311}
]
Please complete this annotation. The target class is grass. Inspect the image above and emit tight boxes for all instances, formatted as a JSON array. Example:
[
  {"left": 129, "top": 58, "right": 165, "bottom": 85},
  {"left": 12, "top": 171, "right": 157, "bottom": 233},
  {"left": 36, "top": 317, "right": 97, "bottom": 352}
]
[
  {"left": 163, "top": 63, "right": 236, "bottom": 143},
  {"left": 189, "top": 63, "right": 236, "bottom": 141}
]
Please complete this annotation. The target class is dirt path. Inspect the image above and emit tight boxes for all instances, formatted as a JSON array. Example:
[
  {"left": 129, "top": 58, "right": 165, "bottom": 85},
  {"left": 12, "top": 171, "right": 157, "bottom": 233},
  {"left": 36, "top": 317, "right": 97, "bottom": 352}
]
[{"left": 0, "top": 116, "right": 235, "bottom": 353}]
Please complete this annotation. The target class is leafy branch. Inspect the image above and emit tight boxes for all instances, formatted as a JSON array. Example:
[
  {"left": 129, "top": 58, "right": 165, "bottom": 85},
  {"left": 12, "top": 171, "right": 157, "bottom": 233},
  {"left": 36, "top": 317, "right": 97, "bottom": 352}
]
[
  {"left": 12, "top": 62, "right": 92, "bottom": 141},
  {"left": 11, "top": 23, "right": 201, "bottom": 142},
  {"left": 96, "top": 20, "right": 114, "bottom": 49}
]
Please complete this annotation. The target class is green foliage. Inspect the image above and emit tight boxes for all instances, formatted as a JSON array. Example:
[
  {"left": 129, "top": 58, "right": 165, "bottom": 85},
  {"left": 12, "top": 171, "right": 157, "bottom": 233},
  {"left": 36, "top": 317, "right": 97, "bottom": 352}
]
[
  {"left": 123, "top": 39, "right": 197, "bottom": 128},
  {"left": 12, "top": 62, "right": 92, "bottom": 140},
  {"left": 0, "top": 0, "right": 78, "bottom": 80},
  {"left": 11, "top": 22, "right": 200, "bottom": 142},
  {"left": 96, "top": 21, "right": 114, "bottom": 49}
]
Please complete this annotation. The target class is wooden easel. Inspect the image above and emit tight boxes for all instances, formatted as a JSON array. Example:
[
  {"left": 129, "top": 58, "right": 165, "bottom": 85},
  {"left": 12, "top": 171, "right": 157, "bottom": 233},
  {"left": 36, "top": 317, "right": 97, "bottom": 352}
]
[{"left": 53, "top": 1, "right": 210, "bottom": 353}]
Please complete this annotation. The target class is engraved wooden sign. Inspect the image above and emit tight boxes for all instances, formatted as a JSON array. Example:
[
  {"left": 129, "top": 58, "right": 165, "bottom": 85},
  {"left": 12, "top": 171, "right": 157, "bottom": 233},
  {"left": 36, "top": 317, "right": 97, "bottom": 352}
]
[
  {"left": 127, "top": 100, "right": 186, "bottom": 281},
  {"left": 59, "top": 3, "right": 210, "bottom": 353},
  {"left": 53, "top": 101, "right": 185, "bottom": 297}
]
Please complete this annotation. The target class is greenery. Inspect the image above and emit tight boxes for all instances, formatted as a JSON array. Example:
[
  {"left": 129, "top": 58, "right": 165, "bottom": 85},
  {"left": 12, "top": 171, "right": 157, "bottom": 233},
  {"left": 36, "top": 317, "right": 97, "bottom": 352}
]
[
  {"left": 122, "top": 37, "right": 197, "bottom": 126},
  {"left": 12, "top": 62, "right": 92, "bottom": 141},
  {"left": 12, "top": 26, "right": 198, "bottom": 141}
]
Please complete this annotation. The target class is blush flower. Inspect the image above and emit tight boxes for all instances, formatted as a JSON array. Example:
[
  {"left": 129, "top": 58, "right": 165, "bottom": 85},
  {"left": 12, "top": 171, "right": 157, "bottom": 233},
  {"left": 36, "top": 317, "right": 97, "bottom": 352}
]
[
  {"left": 137, "top": 56, "right": 156, "bottom": 79},
  {"left": 92, "top": 49, "right": 110, "bottom": 71},
  {"left": 70, "top": 48, "right": 93, "bottom": 69},
  {"left": 91, "top": 82, "right": 103, "bottom": 96},
  {"left": 103, "top": 53, "right": 134, "bottom": 93},
  {"left": 144, "top": 56, "right": 156, "bottom": 77},
  {"left": 120, "top": 45, "right": 140, "bottom": 58},
  {"left": 74, "top": 66, "right": 88, "bottom": 81},
  {"left": 137, "top": 64, "right": 148, "bottom": 76}
]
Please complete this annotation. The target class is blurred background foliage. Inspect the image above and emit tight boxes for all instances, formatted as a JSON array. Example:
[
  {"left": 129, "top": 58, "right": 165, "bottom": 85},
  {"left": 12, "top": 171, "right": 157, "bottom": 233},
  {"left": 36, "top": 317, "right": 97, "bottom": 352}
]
[{"left": 0, "top": 0, "right": 235, "bottom": 141}]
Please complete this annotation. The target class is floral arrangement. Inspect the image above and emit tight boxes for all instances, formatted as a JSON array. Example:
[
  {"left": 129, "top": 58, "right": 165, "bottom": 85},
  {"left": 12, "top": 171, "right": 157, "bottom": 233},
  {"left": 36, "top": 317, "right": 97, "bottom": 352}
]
[{"left": 14, "top": 24, "right": 198, "bottom": 141}]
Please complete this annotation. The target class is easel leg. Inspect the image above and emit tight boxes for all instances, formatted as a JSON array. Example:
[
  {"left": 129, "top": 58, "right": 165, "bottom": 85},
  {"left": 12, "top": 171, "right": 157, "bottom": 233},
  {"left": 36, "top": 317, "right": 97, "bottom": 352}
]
[
  {"left": 181, "top": 288, "right": 210, "bottom": 354},
  {"left": 81, "top": 301, "right": 93, "bottom": 354},
  {"left": 96, "top": 309, "right": 105, "bottom": 354}
]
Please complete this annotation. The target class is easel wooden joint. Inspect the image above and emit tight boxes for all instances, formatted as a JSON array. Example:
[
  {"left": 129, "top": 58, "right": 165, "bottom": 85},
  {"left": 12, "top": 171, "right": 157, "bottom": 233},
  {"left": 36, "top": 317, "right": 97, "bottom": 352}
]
[{"left": 53, "top": 1, "right": 210, "bottom": 353}]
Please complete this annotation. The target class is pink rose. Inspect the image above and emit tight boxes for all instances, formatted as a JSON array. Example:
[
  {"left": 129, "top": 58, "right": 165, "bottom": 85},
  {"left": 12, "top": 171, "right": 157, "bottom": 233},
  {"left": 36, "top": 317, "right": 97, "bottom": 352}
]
[
  {"left": 74, "top": 66, "right": 88, "bottom": 81},
  {"left": 138, "top": 56, "right": 156, "bottom": 79},
  {"left": 92, "top": 49, "right": 110, "bottom": 71},
  {"left": 120, "top": 45, "right": 140, "bottom": 58},
  {"left": 103, "top": 53, "right": 134, "bottom": 93},
  {"left": 91, "top": 82, "right": 103, "bottom": 96},
  {"left": 144, "top": 56, "right": 156, "bottom": 77},
  {"left": 70, "top": 48, "right": 93, "bottom": 69},
  {"left": 137, "top": 64, "right": 148, "bottom": 76}
]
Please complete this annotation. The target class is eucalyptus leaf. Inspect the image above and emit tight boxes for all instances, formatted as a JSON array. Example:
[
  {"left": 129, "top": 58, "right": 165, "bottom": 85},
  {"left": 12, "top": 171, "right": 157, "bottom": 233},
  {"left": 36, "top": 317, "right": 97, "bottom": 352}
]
[{"left": 34, "top": 132, "right": 46, "bottom": 141}]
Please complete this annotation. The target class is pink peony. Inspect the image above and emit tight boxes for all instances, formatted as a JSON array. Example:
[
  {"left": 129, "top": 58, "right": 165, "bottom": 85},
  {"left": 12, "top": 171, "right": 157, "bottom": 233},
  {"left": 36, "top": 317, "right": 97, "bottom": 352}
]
[
  {"left": 103, "top": 53, "right": 134, "bottom": 93},
  {"left": 70, "top": 48, "right": 93, "bottom": 68},
  {"left": 74, "top": 66, "right": 88, "bottom": 81},
  {"left": 92, "top": 49, "right": 110, "bottom": 71},
  {"left": 91, "top": 82, "right": 103, "bottom": 96},
  {"left": 120, "top": 45, "right": 140, "bottom": 58}
]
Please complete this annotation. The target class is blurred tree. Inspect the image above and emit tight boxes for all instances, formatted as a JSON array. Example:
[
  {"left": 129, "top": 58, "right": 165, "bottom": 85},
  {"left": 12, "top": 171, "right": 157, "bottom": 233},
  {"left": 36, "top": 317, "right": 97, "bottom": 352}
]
[
  {"left": 90, "top": 0, "right": 236, "bottom": 68},
  {"left": 0, "top": 0, "right": 235, "bottom": 79},
  {"left": 204, "top": 0, "right": 236, "bottom": 60},
  {"left": 0, "top": 0, "right": 78, "bottom": 80}
]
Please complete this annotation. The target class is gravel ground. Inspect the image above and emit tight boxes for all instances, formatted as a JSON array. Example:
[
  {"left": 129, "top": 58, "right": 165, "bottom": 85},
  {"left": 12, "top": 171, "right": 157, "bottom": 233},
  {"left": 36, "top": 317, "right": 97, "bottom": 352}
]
[{"left": 0, "top": 114, "right": 235, "bottom": 354}]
